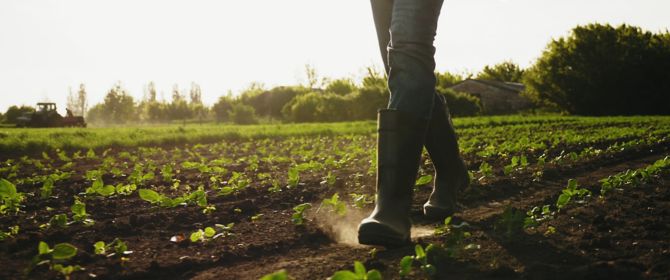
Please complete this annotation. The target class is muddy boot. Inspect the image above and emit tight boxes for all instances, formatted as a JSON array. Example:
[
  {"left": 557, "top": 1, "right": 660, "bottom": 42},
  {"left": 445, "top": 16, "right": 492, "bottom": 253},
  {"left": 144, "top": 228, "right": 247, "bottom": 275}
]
[
  {"left": 423, "top": 95, "right": 470, "bottom": 219},
  {"left": 358, "top": 109, "right": 429, "bottom": 247}
]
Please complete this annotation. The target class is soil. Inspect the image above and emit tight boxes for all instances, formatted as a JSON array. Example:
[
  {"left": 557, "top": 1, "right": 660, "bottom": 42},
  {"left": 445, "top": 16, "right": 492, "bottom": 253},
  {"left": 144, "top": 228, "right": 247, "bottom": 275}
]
[{"left": 1, "top": 139, "right": 669, "bottom": 280}]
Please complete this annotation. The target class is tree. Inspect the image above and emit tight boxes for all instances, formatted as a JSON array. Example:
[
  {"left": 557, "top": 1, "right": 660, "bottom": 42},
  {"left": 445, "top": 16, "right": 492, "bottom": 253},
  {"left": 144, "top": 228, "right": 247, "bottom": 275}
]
[
  {"left": 229, "top": 103, "right": 258, "bottom": 124},
  {"left": 168, "top": 85, "right": 191, "bottom": 121},
  {"left": 87, "top": 82, "right": 136, "bottom": 124},
  {"left": 303, "top": 64, "right": 325, "bottom": 89},
  {"left": 239, "top": 86, "right": 308, "bottom": 120},
  {"left": 524, "top": 23, "right": 670, "bottom": 115},
  {"left": 476, "top": 61, "right": 524, "bottom": 83},
  {"left": 66, "top": 84, "right": 88, "bottom": 116},
  {"left": 144, "top": 82, "right": 157, "bottom": 103},
  {"left": 325, "top": 78, "right": 356, "bottom": 95},
  {"left": 212, "top": 94, "right": 235, "bottom": 122},
  {"left": 3, "top": 105, "right": 35, "bottom": 124},
  {"left": 436, "top": 71, "right": 467, "bottom": 89}
]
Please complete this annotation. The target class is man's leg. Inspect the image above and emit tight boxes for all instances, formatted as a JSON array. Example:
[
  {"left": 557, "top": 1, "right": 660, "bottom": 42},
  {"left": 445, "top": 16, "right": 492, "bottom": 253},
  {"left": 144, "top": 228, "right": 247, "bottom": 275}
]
[
  {"left": 359, "top": 0, "right": 445, "bottom": 247},
  {"left": 387, "top": 0, "right": 444, "bottom": 120}
]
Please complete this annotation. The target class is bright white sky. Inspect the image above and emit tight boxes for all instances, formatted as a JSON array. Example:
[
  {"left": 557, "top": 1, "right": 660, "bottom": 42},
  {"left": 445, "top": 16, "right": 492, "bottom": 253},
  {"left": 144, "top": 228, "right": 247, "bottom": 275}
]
[{"left": 1, "top": 0, "right": 669, "bottom": 113}]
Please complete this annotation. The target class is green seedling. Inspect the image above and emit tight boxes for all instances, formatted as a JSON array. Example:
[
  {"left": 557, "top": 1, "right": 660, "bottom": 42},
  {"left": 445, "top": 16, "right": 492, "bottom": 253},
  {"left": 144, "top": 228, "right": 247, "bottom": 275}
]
[
  {"left": 94, "top": 238, "right": 132, "bottom": 258},
  {"left": 218, "top": 172, "right": 251, "bottom": 196},
  {"left": 556, "top": 179, "right": 591, "bottom": 210},
  {"left": 260, "top": 269, "right": 290, "bottom": 280},
  {"left": 115, "top": 183, "right": 137, "bottom": 195},
  {"left": 291, "top": 203, "right": 312, "bottom": 225},
  {"left": 434, "top": 217, "right": 476, "bottom": 258},
  {"left": 40, "top": 214, "right": 69, "bottom": 229},
  {"left": 190, "top": 223, "right": 234, "bottom": 242},
  {"left": 400, "top": 244, "right": 437, "bottom": 277},
  {"left": 321, "top": 193, "right": 347, "bottom": 216},
  {"left": 321, "top": 171, "right": 336, "bottom": 186},
  {"left": 415, "top": 174, "right": 433, "bottom": 186},
  {"left": 139, "top": 188, "right": 207, "bottom": 208},
  {"left": 71, "top": 199, "right": 95, "bottom": 226},
  {"left": 0, "top": 225, "right": 19, "bottom": 241},
  {"left": 494, "top": 206, "right": 526, "bottom": 238},
  {"left": 250, "top": 213, "right": 264, "bottom": 222},
  {"left": 524, "top": 204, "right": 554, "bottom": 228},
  {"left": 330, "top": 261, "right": 382, "bottom": 280},
  {"left": 86, "top": 178, "right": 116, "bottom": 197},
  {"left": 161, "top": 164, "right": 174, "bottom": 182},
  {"left": 287, "top": 167, "right": 300, "bottom": 188},
  {"left": 31, "top": 241, "right": 82, "bottom": 279},
  {"left": 349, "top": 193, "right": 373, "bottom": 209},
  {"left": 477, "top": 161, "right": 493, "bottom": 180},
  {"left": 0, "top": 178, "right": 25, "bottom": 215},
  {"left": 40, "top": 177, "right": 55, "bottom": 198}
]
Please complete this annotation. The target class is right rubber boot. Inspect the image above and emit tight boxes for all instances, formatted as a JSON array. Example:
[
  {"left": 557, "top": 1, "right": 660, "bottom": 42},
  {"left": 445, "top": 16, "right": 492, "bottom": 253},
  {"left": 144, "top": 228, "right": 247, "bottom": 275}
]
[
  {"left": 358, "top": 109, "right": 429, "bottom": 247},
  {"left": 423, "top": 95, "right": 470, "bottom": 219}
]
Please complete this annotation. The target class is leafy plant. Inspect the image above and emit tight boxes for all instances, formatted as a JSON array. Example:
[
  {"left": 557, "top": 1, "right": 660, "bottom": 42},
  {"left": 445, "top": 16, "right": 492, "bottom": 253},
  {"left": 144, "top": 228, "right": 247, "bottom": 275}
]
[
  {"left": 0, "top": 225, "right": 19, "bottom": 241},
  {"left": 139, "top": 188, "right": 207, "bottom": 208},
  {"left": 321, "top": 171, "right": 336, "bottom": 186},
  {"left": 556, "top": 179, "right": 591, "bottom": 210},
  {"left": 40, "top": 214, "right": 69, "bottom": 229},
  {"left": 494, "top": 206, "right": 526, "bottom": 238},
  {"left": 218, "top": 172, "right": 251, "bottom": 196},
  {"left": 321, "top": 193, "right": 347, "bottom": 216},
  {"left": 190, "top": 223, "right": 235, "bottom": 242},
  {"left": 260, "top": 269, "right": 290, "bottom": 280},
  {"left": 399, "top": 244, "right": 436, "bottom": 277},
  {"left": 0, "top": 178, "right": 25, "bottom": 215},
  {"left": 287, "top": 167, "right": 300, "bottom": 188},
  {"left": 40, "top": 177, "right": 55, "bottom": 199},
  {"left": 434, "top": 217, "right": 476, "bottom": 257},
  {"left": 291, "top": 203, "right": 312, "bottom": 225},
  {"left": 477, "top": 161, "right": 493, "bottom": 181},
  {"left": 330, "top": 261, "right": 382, "bottom": 280},
  {"left": 94, "top": 238, "right": 132, "bottom": 258},
  {"left": 415, "top": 174, "right": 433, "bottom": 186},
  {"left": 503, "top": 155, "right": 528, "bottom": 175},
  {"left": 71, "top": 199, "right": 94, "bottom": 226},
  {"left": 524, "top": 204, "right": 555, "bottom": 228},
  {"left": 85, "top": 178, "right": 116, "bottom": 197},
  {"left": 32, "top": 241, "right": 82, "bottom": 279},
  {"left": 349, "top": 193, "right": 373, "bottom": 209},
  {"left": 161, "top": 164, "right": 174, "bottom": 182}
]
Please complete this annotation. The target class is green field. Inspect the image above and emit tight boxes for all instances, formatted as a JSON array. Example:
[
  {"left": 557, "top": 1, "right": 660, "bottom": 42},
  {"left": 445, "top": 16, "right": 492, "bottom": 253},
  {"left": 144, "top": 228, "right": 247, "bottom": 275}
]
[{"left": 1, "top": 115, "right": 670, "bottom": 279}]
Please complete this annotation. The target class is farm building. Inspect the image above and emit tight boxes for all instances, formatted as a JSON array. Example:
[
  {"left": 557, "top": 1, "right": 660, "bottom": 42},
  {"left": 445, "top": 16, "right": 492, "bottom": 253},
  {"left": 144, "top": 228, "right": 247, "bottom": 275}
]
[{"left": 449, "top": 79, "right": 533, "bottom": 115}]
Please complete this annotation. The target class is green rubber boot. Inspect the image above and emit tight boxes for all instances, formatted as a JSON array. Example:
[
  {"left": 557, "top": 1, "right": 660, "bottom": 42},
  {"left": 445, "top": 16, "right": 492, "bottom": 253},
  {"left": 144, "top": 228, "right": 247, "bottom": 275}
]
[
  {"left": 423, "top": 96, "right": 470, "bottom": 219},
  {"left": 358, "top": 109, "right": 429, "bottom": 247}
]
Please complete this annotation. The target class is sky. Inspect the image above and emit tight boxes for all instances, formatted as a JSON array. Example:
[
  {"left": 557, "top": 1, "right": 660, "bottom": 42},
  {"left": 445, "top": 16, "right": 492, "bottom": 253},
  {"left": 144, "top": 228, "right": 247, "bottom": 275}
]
[{"left": 0, "top": 0, "right": 669, "bottom": 113}]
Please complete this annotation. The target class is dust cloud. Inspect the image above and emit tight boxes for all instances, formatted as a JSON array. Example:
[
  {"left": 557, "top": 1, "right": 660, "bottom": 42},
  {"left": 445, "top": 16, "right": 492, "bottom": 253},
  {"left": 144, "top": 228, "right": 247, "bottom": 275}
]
[{"left": 311, "top": 206, "right": 435, "bottom": 246}]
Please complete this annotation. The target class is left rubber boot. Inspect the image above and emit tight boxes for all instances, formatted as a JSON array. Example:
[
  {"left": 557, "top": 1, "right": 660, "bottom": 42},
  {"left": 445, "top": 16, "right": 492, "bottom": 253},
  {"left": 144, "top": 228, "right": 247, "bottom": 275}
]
[
  {"left": 358, "top": 109, "right": 429, "bottom": 247},
  {"left": 423, "top": 95, "right": 470, "bottom": 219}
]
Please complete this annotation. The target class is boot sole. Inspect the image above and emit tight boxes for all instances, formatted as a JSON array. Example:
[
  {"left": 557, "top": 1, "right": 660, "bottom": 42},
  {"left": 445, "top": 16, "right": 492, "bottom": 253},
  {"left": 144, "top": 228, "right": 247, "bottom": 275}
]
[{"left": 358, "top": 223, "right": 411, "bottom": 247}]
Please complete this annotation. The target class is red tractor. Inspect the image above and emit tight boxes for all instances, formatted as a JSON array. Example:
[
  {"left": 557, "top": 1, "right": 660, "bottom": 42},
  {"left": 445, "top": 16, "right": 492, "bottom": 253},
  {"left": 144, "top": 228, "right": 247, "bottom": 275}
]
[{"left": 16, "top": 103, "right": 86, "bottom": 128}]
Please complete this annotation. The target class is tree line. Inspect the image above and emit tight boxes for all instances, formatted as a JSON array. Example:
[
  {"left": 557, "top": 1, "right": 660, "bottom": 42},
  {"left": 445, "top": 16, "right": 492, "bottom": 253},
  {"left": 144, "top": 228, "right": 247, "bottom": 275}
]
[{"left": 2, "top": 23, "right": 668, "bottom": 125}]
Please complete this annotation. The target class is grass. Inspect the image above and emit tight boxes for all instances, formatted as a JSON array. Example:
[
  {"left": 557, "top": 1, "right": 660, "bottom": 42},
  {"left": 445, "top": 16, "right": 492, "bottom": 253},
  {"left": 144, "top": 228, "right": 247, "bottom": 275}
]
[
  {"left": 1, "top": 115, "right": 669, "bottom": 157},
  {"left": 0, "top": 121, "right": 377, "bottom": 157}
]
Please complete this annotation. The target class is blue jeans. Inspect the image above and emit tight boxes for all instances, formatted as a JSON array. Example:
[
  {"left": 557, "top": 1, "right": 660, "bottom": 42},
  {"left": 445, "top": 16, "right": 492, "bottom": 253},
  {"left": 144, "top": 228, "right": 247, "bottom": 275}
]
[{"left": 371, "top": 0, "right": 444, "bottom": 120}]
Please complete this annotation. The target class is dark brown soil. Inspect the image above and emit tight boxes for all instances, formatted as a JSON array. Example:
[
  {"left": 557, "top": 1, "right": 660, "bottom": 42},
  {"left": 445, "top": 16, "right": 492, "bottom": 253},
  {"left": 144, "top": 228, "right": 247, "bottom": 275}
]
[{"left": 0, "top": 139, "right": 669, "bottom": 280}]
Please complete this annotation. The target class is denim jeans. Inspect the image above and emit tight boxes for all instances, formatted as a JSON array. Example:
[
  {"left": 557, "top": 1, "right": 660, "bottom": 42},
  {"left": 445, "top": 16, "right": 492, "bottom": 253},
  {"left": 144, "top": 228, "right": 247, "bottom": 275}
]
[{"left": 371, "top": 0, "right": 444, "bottom": 120}]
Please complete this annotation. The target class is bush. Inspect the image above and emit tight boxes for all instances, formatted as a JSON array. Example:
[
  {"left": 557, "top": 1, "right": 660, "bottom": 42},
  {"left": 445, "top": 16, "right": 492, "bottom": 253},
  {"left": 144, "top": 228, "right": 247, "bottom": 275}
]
[
  {"left": 3, "top": 105, "right": 35, "bottom": 124},
  {"left": 229, "top": 104, "right": 258, "bottom": 125},
  {"left": 439, "top": 88, "right": 482, "bottom": 117},
  {"left": 239, "top": 86, "right": 308, "bottom": 120},
  {"left": 524, "top": 23, "right": 670, "bottom": 115}
]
